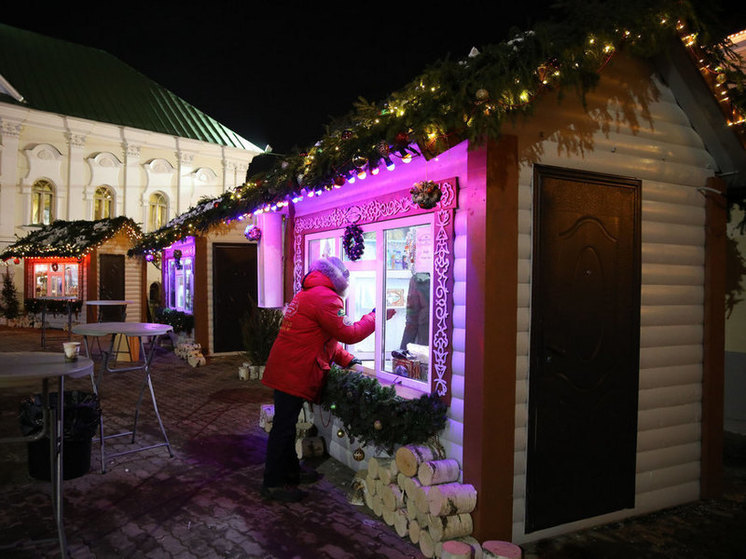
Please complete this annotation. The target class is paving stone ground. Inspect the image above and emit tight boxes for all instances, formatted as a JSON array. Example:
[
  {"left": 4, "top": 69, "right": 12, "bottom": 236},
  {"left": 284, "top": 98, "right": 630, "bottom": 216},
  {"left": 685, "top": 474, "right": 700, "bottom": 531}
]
[{"left": 0, "top": 326, "right": 744, "bottom": 558}]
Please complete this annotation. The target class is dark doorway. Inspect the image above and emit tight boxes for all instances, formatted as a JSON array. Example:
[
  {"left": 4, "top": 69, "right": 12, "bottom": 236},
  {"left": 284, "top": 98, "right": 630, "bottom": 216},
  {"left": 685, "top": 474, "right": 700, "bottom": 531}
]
[
  {"left": 526, "top": 166, "right": 641, "bottom": 532},
  {"left": 98, "top": 254, "right": 125, "bottom": 321},
  {"left": 213, "top": 243, "right": 258, "bottom": 353}
]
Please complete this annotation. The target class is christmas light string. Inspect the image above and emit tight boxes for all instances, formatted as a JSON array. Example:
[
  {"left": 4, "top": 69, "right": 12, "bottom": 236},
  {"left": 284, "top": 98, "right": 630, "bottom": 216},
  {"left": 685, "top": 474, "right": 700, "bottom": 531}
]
[{"left": 127, "top": 1, "right": 745, "bottom": 257}]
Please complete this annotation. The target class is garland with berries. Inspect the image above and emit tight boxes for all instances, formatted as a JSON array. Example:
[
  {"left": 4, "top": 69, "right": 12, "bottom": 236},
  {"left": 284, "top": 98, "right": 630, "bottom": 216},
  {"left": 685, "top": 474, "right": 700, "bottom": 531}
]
[
  {"left": 319, "top": 365, "right": 448, "bottom": 454},
  {"left": 342, "top": 223, "right": 365, "bottom": 261}
]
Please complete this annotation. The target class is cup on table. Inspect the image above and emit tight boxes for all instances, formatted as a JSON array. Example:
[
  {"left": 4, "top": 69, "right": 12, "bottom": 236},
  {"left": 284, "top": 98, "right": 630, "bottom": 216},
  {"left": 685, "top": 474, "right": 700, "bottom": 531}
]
[{"left": 63, "top": 341, "right": 80, "bottom": 362}]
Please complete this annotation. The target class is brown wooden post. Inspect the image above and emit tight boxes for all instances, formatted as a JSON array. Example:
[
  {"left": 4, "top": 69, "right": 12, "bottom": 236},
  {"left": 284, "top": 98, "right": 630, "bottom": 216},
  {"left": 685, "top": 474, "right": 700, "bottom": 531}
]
[
  {"left": 463, "top": 136, "right": 519, "bottom": 540},
  {"left": 139, "top": 257, "right": 148, "bottom": 321},
  {"left": 193, "top": 236, "right": 209, "bottom": 353},
  {"left": 283, "top": 207, "right": 295, "bottom": 303},
  {"left": 701, "top": 175, "right": 726, "bottom": 498},
  {"left": 86, "top": 249, "right": 98, "bottom": 323}
]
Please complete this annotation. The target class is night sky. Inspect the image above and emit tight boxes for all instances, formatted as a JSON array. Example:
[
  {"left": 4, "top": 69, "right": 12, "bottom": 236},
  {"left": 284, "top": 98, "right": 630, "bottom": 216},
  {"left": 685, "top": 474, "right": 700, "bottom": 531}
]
[{"left": 3, "top": 1, "right": 746, "bottom": 155}]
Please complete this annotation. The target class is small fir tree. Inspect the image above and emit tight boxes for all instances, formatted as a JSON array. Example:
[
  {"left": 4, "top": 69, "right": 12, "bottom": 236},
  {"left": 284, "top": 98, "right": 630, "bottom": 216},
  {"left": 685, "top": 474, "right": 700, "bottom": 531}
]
[
  {"left": 1, "top": 268, "right": 20, "bottom": 320},
  {"left": 240, "top": 295, "right": 283, "bottom": 366}
]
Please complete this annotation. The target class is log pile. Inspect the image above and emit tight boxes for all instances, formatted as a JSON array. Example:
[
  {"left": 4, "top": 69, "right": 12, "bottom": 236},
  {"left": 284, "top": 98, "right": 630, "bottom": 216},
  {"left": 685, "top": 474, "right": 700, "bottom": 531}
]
[
  {"left": 357, "top": 443, "right": 523, "bottom": 558},
  {"left": 358, "top": 444, "right": 481, "bottom": 558},
  {"left": 174, "top": 341, "right": 205, "bottom": 367}
]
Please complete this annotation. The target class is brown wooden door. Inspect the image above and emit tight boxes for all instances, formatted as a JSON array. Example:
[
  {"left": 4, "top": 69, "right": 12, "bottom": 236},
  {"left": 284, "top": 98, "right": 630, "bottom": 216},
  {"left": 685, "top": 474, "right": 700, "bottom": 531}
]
[
  {"left": 98, "top": 254, "right": 125, "bottom": 321},
  {"left": 526, "top": 166, "right": 641, "bottom": 532},
  {"left": 212, "top": 243, "right": 258, "bottom": 353}
]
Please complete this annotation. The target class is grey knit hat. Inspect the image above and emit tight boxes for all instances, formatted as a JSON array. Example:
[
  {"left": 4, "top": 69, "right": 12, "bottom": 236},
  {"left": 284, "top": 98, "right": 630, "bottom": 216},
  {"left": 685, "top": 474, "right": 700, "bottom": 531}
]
[{"left": 308, "top": 256, "right": 350, "bottom": 295}]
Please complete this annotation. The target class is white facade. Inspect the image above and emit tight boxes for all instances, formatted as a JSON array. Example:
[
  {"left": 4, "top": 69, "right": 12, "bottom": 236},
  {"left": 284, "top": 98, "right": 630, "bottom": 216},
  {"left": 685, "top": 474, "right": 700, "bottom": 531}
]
[{"left": 0, "top": 101, "right": 262, "bottom": 296}]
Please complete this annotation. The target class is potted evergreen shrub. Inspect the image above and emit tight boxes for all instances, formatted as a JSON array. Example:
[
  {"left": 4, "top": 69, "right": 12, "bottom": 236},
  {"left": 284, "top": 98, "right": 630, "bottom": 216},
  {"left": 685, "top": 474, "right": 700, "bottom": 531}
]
[
  {"left": 154, "top": 307, "right": 195, "bottom": 346},
  {"left": 240, "top": 296, "right": 283, "bottom": 379}
]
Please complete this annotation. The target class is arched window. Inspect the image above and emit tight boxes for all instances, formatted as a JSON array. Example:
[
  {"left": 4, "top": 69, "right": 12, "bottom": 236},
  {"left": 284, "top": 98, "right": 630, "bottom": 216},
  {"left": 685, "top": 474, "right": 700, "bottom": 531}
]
[
  {"left": 94, "top": 186, "right": 114, "bottom": 219},
  {"left": 31, "top": 179, "right": 55, "bottom": 225},
  {"left": 149, "top": 192, "right": 168, "bottom": 231}
]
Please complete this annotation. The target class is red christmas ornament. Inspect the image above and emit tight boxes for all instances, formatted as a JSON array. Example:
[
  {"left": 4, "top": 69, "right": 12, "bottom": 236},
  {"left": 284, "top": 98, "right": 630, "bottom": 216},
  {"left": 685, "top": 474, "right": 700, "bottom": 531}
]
[
  {"left": 334, "top": 175, "right": 346, "bottom": 187},
  {"left": 394, "top": 132, "right": 409, "bottom": 146}
]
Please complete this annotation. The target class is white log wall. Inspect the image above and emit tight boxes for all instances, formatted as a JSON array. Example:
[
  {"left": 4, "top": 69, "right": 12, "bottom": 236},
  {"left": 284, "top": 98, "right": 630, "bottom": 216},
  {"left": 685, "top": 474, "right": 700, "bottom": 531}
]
[{"left": 508, "top": 55, "right": 713, "bottom": 543}]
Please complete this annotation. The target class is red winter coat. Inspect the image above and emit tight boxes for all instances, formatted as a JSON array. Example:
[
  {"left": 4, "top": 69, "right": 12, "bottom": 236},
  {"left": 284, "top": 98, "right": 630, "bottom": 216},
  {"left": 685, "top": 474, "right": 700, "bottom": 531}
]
[{"left": 261, "top": 270, "right": 375, "bottom": 402}]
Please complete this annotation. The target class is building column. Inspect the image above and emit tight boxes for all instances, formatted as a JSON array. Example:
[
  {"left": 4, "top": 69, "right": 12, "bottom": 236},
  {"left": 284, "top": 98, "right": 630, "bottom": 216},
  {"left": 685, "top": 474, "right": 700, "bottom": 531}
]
[
  {"left": 0, "top": 120, "right": 22, "bottom": 246},
  {"left": 65, "top": 132, "right": 87, "bottom": 220},
  {"left": 122, "top": 142, "right": 142, "bottom": 225}
]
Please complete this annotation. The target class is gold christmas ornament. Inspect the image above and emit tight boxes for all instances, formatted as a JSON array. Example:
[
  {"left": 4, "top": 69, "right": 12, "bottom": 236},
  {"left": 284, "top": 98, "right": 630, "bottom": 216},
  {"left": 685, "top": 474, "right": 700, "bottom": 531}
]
[
  {"left": 353, "top": 448, "right": 365, "bottom": 461},
  {"left": 337, "top": 428, "right": 345, "bottom": 438},
  {"left": 374, "top": 420, "right": 383, "bottom": 430},
  {"left": 475, "top": 88, "right": 489, "bottom": 101}
]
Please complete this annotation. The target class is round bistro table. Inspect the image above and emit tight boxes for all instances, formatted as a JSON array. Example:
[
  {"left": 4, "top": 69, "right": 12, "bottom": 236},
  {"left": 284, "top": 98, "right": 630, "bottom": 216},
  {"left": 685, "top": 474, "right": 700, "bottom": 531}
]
[{"left": 0, "top": 352, "right": 94, "bottom": 557}]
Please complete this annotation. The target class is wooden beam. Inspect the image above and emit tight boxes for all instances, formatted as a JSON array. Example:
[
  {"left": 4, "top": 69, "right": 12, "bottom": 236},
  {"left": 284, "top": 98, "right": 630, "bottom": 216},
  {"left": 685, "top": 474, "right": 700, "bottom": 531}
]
[
  {"left": 462, "top": 136, "right": 519, "bottom": 540},
  {"left": 194, "top": 236, "right": 209, "bottom": 353}
]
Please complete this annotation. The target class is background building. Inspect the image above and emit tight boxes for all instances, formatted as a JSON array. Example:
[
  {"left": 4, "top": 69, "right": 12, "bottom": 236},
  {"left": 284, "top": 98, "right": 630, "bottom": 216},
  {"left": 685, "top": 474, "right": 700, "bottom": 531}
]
[{"left": 0, "top": 23, "right": 263, "bottom": 303}]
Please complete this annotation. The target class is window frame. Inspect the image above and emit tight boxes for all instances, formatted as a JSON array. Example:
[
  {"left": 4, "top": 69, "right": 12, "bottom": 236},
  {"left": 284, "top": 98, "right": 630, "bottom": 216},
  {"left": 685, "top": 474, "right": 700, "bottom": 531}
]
[
  {"left": 149, "top": 192, "right": 168, "bottom": 231},
  {"left": 293, "top": 179, "right": 457, "bottom": 403},
  {"left": 94, "top": 186, "right": 114, "bottom": 220},
  {"left": 31, "top": 179, "right": 55, "bottom": 225},
  {"left": 305, "top": 214, "right": 435, "bottom": 391}
]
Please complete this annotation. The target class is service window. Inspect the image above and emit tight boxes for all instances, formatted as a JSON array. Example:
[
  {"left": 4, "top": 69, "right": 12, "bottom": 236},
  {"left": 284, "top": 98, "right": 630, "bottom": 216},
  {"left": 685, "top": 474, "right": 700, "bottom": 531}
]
[
  {"left": 305, "top": 215, "right": 434, "bottom": 391},
  {"left": 31, "top": 261, "right": 80, "bottom": 298}
]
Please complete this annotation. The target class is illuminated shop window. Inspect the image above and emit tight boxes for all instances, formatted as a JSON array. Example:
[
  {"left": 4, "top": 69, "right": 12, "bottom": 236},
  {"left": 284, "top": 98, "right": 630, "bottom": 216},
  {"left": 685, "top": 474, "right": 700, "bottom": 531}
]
[
  {"left": 33, "top": 261, "right": 79, "bottom": 298},
  {"left": 94, "top": 186, "right": 114, "bottom": 219},
  {"left": 305, "top": 215, "right": 433, "bottom": 390},
  {"left": 163, "top": 243, "right": 194, "bottom": 313},
  {"left": 149, "top": 192, "right": 168, "bottom": 231},
  {"left": 31, "top": 179, "right": 55, "bottom": 225}
]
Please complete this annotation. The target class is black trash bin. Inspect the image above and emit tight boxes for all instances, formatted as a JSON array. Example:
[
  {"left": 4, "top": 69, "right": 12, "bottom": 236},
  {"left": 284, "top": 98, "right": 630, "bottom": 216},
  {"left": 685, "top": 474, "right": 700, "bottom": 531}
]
[{"left": 19, "top": 391, "right": 101, "bottom": 480}]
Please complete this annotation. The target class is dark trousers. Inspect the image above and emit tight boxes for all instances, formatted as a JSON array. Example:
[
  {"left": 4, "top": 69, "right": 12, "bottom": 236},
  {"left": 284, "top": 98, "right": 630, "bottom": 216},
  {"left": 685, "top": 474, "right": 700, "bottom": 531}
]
[{"left": 263, "top": 389, "right": 305, "bottom": 488}]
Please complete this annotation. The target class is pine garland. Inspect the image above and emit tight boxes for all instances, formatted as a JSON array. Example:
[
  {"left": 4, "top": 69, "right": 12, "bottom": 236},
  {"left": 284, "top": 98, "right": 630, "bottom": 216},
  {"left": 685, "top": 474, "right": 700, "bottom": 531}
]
[
  {"left": 128, "top": 0, "right": 745, "bottom": 256},
  {"left": 320, "top": 365, "right": 448, "bottom": 455}
]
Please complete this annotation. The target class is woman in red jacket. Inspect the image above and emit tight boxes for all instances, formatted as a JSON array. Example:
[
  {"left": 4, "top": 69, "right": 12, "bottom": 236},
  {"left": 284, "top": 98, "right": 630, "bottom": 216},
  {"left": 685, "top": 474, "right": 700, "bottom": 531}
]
[{"left": 261, "top": 256, "right": 392, "bottom": 502}]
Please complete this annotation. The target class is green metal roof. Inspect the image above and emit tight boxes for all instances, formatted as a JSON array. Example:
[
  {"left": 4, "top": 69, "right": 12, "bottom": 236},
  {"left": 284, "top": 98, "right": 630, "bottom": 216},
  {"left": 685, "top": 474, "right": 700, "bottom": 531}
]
[{"left": 0, "top": 23, "right": 261, "bottom": 151}]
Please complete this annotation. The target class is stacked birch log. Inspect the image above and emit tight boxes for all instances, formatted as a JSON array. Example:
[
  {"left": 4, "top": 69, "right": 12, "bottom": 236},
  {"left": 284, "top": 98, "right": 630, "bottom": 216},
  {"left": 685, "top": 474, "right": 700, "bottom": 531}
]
[
  {"left": 174, "top": 341, "right": 206, "bottom": 367},
  {"left": 359, "top": 443, "right": 482, "bottom": 558}
]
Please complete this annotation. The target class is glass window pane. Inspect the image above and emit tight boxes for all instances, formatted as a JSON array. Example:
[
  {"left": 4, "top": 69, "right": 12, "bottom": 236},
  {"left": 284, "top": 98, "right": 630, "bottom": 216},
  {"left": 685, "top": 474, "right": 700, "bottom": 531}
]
[
  {"left": 307, "top": 237, "right": 336, "bottom": 265},
  {"left": 382, "top": 223, "right": 432, "bottom": 383},
  {"left": 64, "top": 264, "right": 79, "bottom": 297},
  {"left": 345, "top": 269, "right": 376, "bottom": 359}
]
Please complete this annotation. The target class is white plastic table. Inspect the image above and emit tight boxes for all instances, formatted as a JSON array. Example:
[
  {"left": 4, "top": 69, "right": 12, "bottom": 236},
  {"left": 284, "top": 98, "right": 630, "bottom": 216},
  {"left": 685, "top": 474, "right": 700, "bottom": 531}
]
[
  {"left": 71, "top": 322, "right": 174, "bottom": 472},
  {"left": 84, "top": 300, "right": 135, "bottom": 322},
  {"left": 0, "top": 352, "right": 94, "bottom": 557}
]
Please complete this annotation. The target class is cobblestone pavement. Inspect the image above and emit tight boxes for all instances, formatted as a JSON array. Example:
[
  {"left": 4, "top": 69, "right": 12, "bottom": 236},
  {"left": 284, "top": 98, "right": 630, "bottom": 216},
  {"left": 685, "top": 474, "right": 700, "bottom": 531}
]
[{"left": 1, "top": 326, "right": 744, "bottom": 558}]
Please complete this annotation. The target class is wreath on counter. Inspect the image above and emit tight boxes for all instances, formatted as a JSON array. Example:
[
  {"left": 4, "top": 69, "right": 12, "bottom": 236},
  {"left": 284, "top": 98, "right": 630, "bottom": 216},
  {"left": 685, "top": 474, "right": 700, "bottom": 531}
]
[{"left": 342, "top": 223, "right": 365, "bottom": 261}]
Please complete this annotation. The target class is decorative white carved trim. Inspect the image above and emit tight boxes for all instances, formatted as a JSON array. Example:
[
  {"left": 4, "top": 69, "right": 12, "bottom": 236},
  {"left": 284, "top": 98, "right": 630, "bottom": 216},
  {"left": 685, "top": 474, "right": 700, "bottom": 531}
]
[
  {"left": 1, "top": 120, "right": 23, "bottom": 138},
  {"left": 178, "top": 152, "right": 195, "bottom": 165},
  {"left": 123, "top": 142, "right": 141, "bottom": 159},
  {"left": 144, "top": 158, "right": 176, "bottom": 175},
  {"left": 192, "top": 167, "right": 218, "bottom": 183},
  {"left": 88, "top": 152, "right": 123, "bottom": 169},
  {"left": 65, "top": 132, "right": 86, "bottom": 149},
  {"left": 22, "top": 144, "right": 65, "bottom": 187}
]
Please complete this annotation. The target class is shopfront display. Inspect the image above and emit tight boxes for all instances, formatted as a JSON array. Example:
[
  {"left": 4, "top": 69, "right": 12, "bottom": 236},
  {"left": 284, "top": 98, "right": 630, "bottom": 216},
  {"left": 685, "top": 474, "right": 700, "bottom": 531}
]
[
  {"left": 294, "top": 180, "right": 457, "bottom": 401},
  {"left": 162, "top": 239, "right": 194, "bottom": 314}
]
